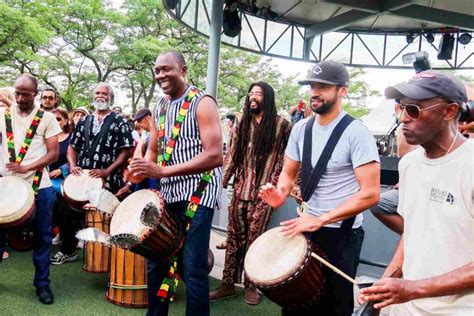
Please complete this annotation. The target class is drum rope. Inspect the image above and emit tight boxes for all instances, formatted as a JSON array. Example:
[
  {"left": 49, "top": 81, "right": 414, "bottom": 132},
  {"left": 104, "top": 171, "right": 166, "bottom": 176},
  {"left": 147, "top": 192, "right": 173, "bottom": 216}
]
[{"left": 155, "top": 88, "right": 214, "bottom": 302}]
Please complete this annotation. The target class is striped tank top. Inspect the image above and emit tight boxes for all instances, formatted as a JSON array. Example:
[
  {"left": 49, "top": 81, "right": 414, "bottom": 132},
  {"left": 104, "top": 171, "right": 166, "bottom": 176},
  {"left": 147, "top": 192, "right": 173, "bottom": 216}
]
[{"left": 154, "top": 85, "right": 223, "bottom": 209}]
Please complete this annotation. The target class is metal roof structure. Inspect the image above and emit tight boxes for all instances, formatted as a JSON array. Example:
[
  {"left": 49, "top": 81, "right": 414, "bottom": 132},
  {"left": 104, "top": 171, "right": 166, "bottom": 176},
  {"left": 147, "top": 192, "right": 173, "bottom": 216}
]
[{"left": 164, "top": 0, "right": 473, "bottom": 70}]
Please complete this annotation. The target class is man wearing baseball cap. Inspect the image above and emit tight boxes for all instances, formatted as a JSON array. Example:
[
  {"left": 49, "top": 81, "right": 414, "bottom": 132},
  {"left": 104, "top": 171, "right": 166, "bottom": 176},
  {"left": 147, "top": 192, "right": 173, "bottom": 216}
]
[
  {"left": 359, "top": 71, "right": 474, "bottom": 314},
  {"left": 260, "top": 60, "right": 380, "bottom": 315}
]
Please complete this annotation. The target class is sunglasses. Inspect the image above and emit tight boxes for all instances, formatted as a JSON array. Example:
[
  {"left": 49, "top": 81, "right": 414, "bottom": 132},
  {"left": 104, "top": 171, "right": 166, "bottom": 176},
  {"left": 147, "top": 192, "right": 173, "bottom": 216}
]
[
  {"left": 395, "top": 102, "right": 446, "bottom": 120},
  {"left": 42, "top": 96, "right": 55, "bottom": 100}
]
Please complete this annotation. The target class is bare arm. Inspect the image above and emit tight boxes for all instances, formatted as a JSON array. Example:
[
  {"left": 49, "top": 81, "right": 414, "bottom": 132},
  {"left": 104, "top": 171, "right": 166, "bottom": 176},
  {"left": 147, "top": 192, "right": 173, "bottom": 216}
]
[
  {"left": 7, "top": 136, "right": 59, "bottom": 173},
  {"left": 130, "top": 96, "right": 223, "bottom": 179}
]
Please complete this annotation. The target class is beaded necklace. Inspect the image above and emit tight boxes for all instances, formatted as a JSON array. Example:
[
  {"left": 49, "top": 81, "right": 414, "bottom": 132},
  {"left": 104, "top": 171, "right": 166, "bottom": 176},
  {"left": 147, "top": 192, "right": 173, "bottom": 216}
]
[{"left": 4, "top": 108, "right": 44, "bottom": 192}]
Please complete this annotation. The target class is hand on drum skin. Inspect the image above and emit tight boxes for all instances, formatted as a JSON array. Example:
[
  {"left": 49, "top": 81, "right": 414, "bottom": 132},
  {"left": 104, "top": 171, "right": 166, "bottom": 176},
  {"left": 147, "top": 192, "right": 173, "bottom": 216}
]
[
  {"left": 258, "top": 183, "right": 286, "bottom": 208},
  {"left": 89, "top": 169, "right": 109, "bottom": 179},
  {"left": 279, "top": 207, "right": 324, "bottom": 237},
  {"left": 115, "top": 184, "right": 131, "bottom": 199},
  {"left": 128, "top": 157, "right": 163, "bottom": 179},
  {"left": 5, "top": 162, "right": 30, "bottom": 174},
  {"left": 70, "top": 166, "right": 82, "bottom": 176},
  {"left": 358, "top": 278, "right": 418, "bottom": 309},
  {"left": 49, "top": 169, "right": 61, "bottom": 179}
]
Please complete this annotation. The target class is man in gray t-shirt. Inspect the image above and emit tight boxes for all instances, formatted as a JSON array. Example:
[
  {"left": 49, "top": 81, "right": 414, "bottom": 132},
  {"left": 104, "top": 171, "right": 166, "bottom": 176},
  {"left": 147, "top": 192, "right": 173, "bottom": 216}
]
[{"left": 260, "top": 60, "right": 380, "bottom": 316}]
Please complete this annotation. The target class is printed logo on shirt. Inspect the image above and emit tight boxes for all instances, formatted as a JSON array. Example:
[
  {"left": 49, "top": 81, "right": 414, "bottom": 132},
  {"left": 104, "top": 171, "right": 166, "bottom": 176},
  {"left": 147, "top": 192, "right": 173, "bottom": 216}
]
[{"left": 429, "top": 187, "right": 455, "bottom": 205}]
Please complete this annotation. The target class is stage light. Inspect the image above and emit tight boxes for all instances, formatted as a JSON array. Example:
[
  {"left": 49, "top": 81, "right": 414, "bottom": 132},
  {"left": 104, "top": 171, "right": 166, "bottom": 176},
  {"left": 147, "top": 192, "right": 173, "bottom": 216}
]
[
  {"left": 437, "top": 33, "right": 455, "bottom": 60},
  {"left": 458, "top": 33, "right": 472, "bottom": 45},
  {"left": 223, "top": 8, "right": 242, "bottom": 38},
  {"left": 406, "top": 32, "right": 415, "bottom": 44},
  {"left": 424, "top": 32, "right": 434, "bottom": 44},
  {"left": 164, "top": 0, "right": 177, "bottom": 10}
]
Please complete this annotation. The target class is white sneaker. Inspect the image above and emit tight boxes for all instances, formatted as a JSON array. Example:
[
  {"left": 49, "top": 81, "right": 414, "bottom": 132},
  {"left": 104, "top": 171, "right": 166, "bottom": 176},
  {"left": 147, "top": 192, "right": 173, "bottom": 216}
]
[{"left": 50, "top": 251, "right": 77, "bottom": 265}]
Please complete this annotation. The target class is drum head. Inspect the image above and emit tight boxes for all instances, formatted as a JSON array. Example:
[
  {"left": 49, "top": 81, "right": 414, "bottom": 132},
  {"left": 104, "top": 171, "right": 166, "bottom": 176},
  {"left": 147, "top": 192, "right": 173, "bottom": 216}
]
[
  {"left": 63, "top": 170, "right": 103, "bottom": 203},
  {"left": 0, "top": 176, "right": 35, "bottom": 225},
  {"left": 244, "top": 227, "right": 308, "bottom": 286},
  {"left": 110, "top": 190, "right": 162, "bottom": 242}
]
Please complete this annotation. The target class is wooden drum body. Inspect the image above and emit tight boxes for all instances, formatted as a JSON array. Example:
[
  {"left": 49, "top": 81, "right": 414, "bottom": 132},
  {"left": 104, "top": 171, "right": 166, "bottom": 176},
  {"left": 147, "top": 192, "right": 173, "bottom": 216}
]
[
  {"left": 244, "top": 227, "right": 326, "bottom": 309},
  {"left": 110, "top": 189, "right": 184, "bottom": 261},
  {"left": 62, "top": 170, "right": 104, "bottom": 211},
  {"left": 0, "top": 176, "right": 35, "bottom": 228},
  {"left": 83, "top": 207, "right": 111, "bottom": 273},
  {"left": 107, "top": 246, "right": 148, "bottom": 308}
]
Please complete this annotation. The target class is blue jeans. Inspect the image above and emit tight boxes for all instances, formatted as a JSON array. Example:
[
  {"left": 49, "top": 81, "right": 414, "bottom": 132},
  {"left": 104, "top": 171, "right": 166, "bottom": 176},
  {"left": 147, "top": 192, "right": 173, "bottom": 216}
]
[
  {"left": 147, "top": 201, "right": 214, "bottom": 316},
  {"left": 0, "top": 187, "right": 54, "bottom": 288}
]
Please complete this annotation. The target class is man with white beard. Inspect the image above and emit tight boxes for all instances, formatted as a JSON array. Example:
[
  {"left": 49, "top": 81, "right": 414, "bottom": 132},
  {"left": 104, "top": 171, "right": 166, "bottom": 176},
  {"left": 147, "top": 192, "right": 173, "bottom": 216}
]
[{"left": 50, "top": 82, "right": 133, "bottom": 265}]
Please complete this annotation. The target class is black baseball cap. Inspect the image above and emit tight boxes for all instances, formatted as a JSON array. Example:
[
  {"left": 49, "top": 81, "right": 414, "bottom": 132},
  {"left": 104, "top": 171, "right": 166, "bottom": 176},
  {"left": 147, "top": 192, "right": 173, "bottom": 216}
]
[
  {"left": 298, "top": 60, "right": 349, "bottom": 87},
  {"left": 385, "top": 70, "right": 467, "bottom": 105},
  {"left": 133, "top": 108, "right": 152, "bottom": 122}
]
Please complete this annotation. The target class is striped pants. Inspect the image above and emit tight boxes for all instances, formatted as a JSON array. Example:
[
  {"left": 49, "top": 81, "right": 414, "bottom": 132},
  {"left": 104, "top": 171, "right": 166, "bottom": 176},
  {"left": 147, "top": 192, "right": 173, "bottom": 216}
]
[{"left": 221, "top": 197, "right": 273, "bottom": 289}]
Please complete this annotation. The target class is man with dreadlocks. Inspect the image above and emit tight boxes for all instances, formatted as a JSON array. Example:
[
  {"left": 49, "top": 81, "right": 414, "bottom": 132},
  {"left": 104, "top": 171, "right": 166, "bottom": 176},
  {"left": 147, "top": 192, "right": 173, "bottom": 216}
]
[{"left": 209, "top": 82, "right": 291, "bottom": 305}]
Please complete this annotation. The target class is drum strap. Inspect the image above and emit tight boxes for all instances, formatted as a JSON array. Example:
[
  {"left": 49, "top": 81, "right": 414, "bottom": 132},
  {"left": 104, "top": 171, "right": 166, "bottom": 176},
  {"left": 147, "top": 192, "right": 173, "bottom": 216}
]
[
  {"left": 301, "top": 114, "right": 356, "bottom": 230},
  {"left": 4, "top": 109, "right": 44, "bottom": 193},
  {"left": 155, "top": 88, "right": 214, "bottom": 302}
]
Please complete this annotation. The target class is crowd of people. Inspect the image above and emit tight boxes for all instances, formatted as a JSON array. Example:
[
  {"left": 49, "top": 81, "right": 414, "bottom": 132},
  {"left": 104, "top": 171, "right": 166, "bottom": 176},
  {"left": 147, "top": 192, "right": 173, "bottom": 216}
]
[{"left": 0, "top": 51, "right": 473, "bottom": 316}]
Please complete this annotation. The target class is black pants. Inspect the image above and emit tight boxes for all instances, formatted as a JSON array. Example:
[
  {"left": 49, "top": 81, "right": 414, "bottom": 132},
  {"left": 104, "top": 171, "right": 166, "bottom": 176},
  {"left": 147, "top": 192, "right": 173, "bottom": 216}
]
[
  {"left": 56, "top": 194, "right": 84, "bottom": 255},
  {"left": 282, "top": 226, "right": 364, "bottom": 316}
]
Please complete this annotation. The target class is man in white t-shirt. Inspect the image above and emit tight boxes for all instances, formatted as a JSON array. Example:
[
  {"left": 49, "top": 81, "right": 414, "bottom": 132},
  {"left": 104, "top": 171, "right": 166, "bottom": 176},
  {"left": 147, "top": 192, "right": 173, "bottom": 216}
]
[
  {"left": 359, "top": 71, "right": 474, "bottom": 315},
  {"left": 0, "top": 75, "right": 61, "bottom": 305}
]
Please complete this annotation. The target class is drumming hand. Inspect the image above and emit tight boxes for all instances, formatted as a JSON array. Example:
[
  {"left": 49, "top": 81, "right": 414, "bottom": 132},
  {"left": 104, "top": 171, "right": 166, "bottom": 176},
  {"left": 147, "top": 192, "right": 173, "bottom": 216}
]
[
  {"left": 258, "top": 183, "right": 286, "bottom": 208},
  {"left": 5, "top": 162, "right": 30, "bottom": 174},
  {"left": 358, "top": 278, "right": 418, "bottom": 309},
  {"left": 279, "top": 208, "right": 325, "bottom": 238},
  {"left": 128, "top": 157, "right": 163, "bottom": 179},
  {"left": 89, "top": 169, "right": 109, "bottom": 179},
  {"left": 115, "top": 184, "right": 131, "bottom": 199},
  {"left": 70, "top": 166, "right": 82, "bottom": 176},
  {"left": 49, "top": 169, "right": 61, "bottom": 179}
]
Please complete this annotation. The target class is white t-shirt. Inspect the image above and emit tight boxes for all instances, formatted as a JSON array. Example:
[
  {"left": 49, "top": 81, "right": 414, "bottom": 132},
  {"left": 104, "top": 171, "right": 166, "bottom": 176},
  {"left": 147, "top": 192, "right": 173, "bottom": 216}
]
[
  {"left": 392, "top": 139, "right": 474, "bottom": 315},
  {"left": 0, "top": 105, "right": 61, "bottom": 189}
]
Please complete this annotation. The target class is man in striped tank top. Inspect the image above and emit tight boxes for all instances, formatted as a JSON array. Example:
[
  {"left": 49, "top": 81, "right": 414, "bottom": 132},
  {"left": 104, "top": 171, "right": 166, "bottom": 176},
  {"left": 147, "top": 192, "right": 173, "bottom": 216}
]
[
  {"left": 210, "top": 82, "right": 292, "bottom": 305},
  {"left": 128, "top": 51, "right": 223, "bottom": 316}
]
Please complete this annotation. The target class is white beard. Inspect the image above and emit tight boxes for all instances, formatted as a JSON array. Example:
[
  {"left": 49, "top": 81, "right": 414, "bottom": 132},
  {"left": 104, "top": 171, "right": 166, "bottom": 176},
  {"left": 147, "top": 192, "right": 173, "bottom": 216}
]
[{"left": 93, "top": 100, "right": 110, "bottom": 111}]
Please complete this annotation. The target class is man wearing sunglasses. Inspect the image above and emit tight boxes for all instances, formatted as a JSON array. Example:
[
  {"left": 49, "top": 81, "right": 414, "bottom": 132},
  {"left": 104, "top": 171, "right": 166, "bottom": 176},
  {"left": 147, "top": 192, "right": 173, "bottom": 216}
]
[
  {"left": 359, "top": 71, "right": 474, "bottom": 314},
  {"left": 40, "top": 88, "right": 60, "bottom": 112}
]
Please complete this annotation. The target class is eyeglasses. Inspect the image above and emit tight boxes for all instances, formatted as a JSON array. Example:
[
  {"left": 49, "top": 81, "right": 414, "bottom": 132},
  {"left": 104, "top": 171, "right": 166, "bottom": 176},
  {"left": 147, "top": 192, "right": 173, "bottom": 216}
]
[
  {"left": 395, "top": 102, "right": 446, "bottom": 120},
  {"left": 42, "top": 95, "right": 55, "bottom": 100},
  {"left": 248, "top": 91, "right": 263, "bottom": 97}
]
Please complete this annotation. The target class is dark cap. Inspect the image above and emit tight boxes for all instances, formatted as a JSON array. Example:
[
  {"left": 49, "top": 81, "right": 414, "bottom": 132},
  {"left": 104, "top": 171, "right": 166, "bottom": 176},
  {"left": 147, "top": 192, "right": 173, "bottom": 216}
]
[
  {"left": 133, "top": 108, "right": 152, "bottom": 122},
  {"left": 385, "top": 70, "right": 467, "bottom": 105},
  {"left": 298, "top": 60, "right": 349, "bottom": 87}
]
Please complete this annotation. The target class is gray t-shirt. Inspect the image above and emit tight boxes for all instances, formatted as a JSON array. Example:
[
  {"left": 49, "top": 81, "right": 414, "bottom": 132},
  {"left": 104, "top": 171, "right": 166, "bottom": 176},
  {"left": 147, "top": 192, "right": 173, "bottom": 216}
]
[{"left": 286, "top": 111, "right": 380, "bottom": 228}]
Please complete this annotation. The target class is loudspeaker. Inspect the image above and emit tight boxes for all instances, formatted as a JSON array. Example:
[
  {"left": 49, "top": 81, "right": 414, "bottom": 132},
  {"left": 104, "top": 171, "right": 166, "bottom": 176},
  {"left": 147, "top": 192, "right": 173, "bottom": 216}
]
[
  {"left": 223, "top": 9, "right": 242, "bottom": 38},
  {"left": 164, "top": 0, "right": 177, "bottom": 10}
]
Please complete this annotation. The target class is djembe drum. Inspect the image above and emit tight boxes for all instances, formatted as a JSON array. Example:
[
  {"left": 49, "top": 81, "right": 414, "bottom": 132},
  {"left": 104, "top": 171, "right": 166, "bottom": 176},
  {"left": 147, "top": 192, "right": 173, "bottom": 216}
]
[
  {"left": 82, "top": 206, "right": 111, "bottom": 273},
  {"left": 62, "top": 170, "right": 104, "bottom": 211},
  {"left": 244, "top": 227, "right": 326, "bottom": 309}
]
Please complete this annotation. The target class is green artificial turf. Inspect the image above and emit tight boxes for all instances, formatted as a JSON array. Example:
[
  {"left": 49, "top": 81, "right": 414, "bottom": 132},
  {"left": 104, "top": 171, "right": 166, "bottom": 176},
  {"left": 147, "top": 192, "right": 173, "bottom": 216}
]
[{"left": 0, "top": 247, "right": 280, "bottom": 316}]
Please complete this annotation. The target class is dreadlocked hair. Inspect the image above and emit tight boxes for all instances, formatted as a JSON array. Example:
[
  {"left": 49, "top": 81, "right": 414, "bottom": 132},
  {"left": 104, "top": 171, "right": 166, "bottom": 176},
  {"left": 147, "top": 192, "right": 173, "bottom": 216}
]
[{"left": 233, "top": 81, "right": 278, "bottom": 184}]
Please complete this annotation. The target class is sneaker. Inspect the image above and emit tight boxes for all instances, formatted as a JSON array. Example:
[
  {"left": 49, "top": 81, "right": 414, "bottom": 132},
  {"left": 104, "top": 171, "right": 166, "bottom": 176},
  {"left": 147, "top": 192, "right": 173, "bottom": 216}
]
[
  {"left": 52, "top": 234, "right": 61, "bottom": 245},
  {"left": 244, "top": 288, "right": 260, "bottom": 305},
  {"left": 50, "top": 251, "right": 77, "bottom": 265},
  {"left": 209, "top": 283, "right": 236, "bottom": 302},
  {"left": 36, "top": 285, "right": 54, "bottom": 304},
  {"left": 2, "top": 251, "right": 10, "bottom": 260}
]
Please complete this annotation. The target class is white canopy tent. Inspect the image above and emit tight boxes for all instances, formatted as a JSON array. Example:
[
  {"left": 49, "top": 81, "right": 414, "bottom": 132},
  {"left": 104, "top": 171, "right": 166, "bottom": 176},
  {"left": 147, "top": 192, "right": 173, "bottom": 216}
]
[{"left": 361, "top": 98, "right": 398, "bottom": 136}]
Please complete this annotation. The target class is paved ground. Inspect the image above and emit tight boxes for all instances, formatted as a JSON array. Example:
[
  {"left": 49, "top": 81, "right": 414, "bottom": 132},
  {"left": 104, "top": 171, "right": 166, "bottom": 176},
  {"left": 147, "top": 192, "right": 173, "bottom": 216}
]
[{"left": 209, "top": 230, "right": 391, "bottom": 315}]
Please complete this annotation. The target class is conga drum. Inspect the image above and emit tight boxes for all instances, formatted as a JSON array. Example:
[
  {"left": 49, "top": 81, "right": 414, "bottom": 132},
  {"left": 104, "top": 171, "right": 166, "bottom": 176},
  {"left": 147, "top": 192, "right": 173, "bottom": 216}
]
[
  {"left": 62, "top": 170, "right": 104, "bottom": 211},
  {"left": 83, "top": 206, "right": 111, "bottom": 273},
  {"left": 106, "top": 246, "right": 148, "bottom": 308},
  {"left": 0, "top": 176, "right": 35, "bottom": 228},
  {"left": 244, "top": 227, "right": 326, "bottom": 309},
  {"left": 109, "top": 189, "right": 184, "bottom": 261}
]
